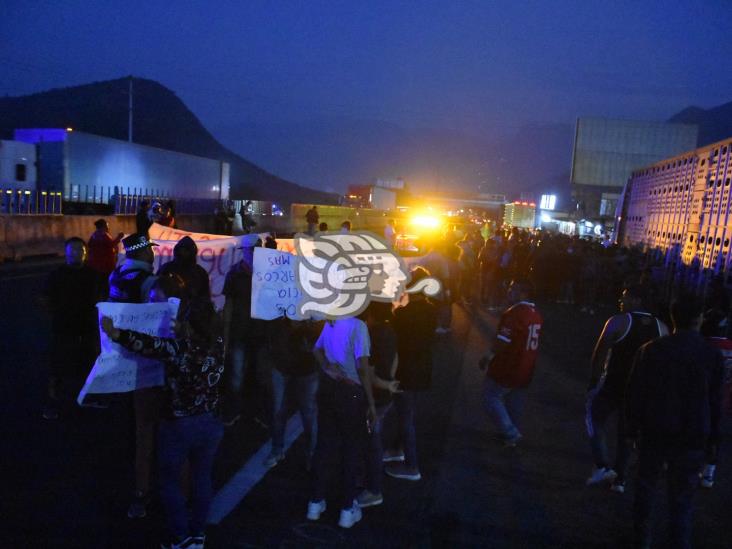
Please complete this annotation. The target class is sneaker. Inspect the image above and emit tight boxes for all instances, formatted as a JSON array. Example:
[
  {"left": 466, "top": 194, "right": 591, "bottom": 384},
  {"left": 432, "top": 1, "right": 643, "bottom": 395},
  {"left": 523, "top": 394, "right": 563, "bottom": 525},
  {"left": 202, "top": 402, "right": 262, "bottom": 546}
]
[
  {"left": 338, "top": 501, "right": 363, "bottom": 528},
  {"left": 42, "top": 406, "right": 59, "bottom": 420},
  {"left": 382, "top": 449, "right": 405, "bottom": 463},
  {"left": 610, "top": 480, "right": 625, "bottom": 494},
  {"left": 385, "top": 463, "right": 421, "bottom": 481},
  {"left": 357, "top": 490, "right": 383, "bottom": 508},
  {"left": 586, "top": 467, "right": 617, "bottom": 486},
  {"left": 127, "top": 491, "right": 148, "bottom": 519},
  {"left": 264, "top": 451, "right": 284, "bottom": 469},
  {"left": 306, "top": 499, "right": 326, "bottom": 521},
  {"left": 700, "top": 464, "right": 715, "bottom": 488},
  {"left": 161, "top": 537, "right": 204, "bottom": 549},
  {"left": 187, "top": 535, "right": 205, "bottom": 549}
]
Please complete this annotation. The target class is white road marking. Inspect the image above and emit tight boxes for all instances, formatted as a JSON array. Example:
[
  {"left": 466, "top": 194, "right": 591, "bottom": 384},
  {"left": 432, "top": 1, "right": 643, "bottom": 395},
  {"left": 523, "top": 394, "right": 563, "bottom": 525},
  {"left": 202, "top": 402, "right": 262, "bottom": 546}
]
[{"left": 208, "top": 414, "right": 304, "bottom": 524}]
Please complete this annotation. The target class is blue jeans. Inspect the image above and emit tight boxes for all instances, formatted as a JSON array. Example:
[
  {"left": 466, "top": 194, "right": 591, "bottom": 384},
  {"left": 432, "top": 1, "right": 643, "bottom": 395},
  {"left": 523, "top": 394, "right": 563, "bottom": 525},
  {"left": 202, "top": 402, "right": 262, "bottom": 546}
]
[
  {"left": 482, "top": 376, "right": 525, "bottom": 439},
  {"left": 394, "top": 391, "right": 419, "bottom": 469},
  {"left": 310, "top": 374, "right": 367, "bottom": 510},
  {"left": 158, "top": 413, "right": 224, "bottom": 538},
  {"left": 271, "top": 369, "right": 318, "bottom": 457},
  {"left": 586, "top": 390, "right": 631, "bottom": 480},
  {"left": 634, "top": 442, "right": 704, "bottom": 549}
]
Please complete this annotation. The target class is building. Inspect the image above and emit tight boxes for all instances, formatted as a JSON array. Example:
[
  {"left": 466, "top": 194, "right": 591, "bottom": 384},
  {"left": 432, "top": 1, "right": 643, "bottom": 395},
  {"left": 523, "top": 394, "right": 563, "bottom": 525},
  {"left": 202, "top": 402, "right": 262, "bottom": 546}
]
[
  {"left": 570, "top": 118, "right": 698, "bottom": 230},
  {"left": 503, "top": 201, "right": 536, "bottom": 229},
  {"left": 617, "top": 136, "right": 732, "bottom": 283}
]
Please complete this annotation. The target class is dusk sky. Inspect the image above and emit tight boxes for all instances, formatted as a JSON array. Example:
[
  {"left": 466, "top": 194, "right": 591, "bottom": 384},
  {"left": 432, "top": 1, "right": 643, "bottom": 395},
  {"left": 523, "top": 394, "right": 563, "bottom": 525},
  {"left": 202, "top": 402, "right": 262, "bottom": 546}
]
[{"left": 2, "top": 1, "right": 731, "bottom": 192}]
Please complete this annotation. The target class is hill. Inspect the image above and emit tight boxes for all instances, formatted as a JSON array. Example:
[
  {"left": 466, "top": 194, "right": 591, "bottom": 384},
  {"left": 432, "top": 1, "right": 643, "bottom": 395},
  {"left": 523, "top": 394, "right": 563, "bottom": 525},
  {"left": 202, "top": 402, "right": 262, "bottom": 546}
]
[
  {"left": 668, "top": 101, "right": 732, "bottom": 146},
  {"left": 0, "top": 77, "right": 338, "bottom": 205}
]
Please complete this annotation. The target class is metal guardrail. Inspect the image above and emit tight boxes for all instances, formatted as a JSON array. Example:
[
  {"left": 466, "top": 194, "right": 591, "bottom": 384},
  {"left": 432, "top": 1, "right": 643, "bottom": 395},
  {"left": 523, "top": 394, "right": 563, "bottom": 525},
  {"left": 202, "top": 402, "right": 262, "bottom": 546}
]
[
  {"left": 114, "top": 194, "right": 228, "bottom": 215},
  {"left": 0, "top": 188, "right": 63, "bottom": 215}
]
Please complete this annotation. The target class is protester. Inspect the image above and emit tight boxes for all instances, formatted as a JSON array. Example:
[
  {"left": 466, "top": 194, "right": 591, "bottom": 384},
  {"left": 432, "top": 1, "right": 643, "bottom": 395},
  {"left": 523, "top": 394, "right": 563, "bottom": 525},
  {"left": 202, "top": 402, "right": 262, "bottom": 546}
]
[
  {"left": 456, "top": 234, "right": 477, "bottom": 305},
  {"left": 340, "top": 220, "right": 352, "bottom": 234},
  {"left": 385, "top": 267, "right": 437, "bottom": 481},
  {"left": 384, "top": 219, "right": 397, "bottom": 247},
  {"left": 626, "top": 294, "right": 724, "bottom": 549},
  {"left": 307, "top": 315, "right": 376, "bottom": 529},
  {"left": 136, "top": 200, "right": 152, "bottom": 236},
  {"left": 221, "top": 233, "right": 264, "bottom": 425},
  {"left": 306, "top": 205, "right": 319, "bottom": 235},
  {"left": 109, "top": 233, "right": 158, "bottom": 304},
  {"left": 586, "top": 285, "right": 668, "bottom": 492},
  {"left": 318, "top": 222, "right": 329, "bottom": 232},
  {"left": 101, "top": 295, "right": 224, "bottom": 549},
  {"left": 41, "top": 237, "right": 101, "bottom": 419},
  {"left": 263, "top": 315, "right": 320, "bottom": 470},
  {"left": 108, "top": 232, "right": 160, "bottom": 518},
  {"left": 157, "top": 236, "right": 211, "bottom": 300},
  {"left": 699, "top": 308, "right": 732, "bottom": 489},
  {"left": 264, "top": 235, "right": 278, "bottom": 249},
  {"left": 360, "top": 302, "right": 401, "bottom": 507},
  {"left": 87, "top": 218, "right": 124, "bottom": 291},
  {"left": 478, "top": 278, "right": 542, "bottom": 447}
]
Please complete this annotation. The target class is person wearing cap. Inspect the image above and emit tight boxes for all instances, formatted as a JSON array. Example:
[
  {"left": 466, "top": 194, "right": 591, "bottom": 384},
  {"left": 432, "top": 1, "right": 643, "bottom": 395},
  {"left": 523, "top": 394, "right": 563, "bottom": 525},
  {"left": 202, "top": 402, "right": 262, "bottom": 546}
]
[
  {"left": 221, "top": 233, "right": 264, "bottom": 425},
  {"left": 87, "top": 219, "right": 124, "bottom": 293},
  {"left": 108, "top": 232, "right": 160, "bottom": 519},
  {"left": 157, "top": 236, "right": 210, "bottom": 300},
  {"left": 109, "top": 233, "right": 159, "bottom": 304}
]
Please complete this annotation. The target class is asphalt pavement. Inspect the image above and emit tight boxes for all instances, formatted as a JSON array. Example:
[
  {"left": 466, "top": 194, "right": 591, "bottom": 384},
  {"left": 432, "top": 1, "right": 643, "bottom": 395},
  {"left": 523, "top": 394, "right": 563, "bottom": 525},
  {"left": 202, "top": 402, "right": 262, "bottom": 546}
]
[{"left": 1, "top": 261, "right": 730, "bottom": 548}]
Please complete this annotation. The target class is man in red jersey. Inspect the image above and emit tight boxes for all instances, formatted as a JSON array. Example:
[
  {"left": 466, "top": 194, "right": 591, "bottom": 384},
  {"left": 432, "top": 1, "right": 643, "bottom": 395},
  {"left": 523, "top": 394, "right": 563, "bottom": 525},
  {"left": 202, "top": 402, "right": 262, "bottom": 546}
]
[{"left": 479, "top": 278, "right": 542, "bottom": 447}]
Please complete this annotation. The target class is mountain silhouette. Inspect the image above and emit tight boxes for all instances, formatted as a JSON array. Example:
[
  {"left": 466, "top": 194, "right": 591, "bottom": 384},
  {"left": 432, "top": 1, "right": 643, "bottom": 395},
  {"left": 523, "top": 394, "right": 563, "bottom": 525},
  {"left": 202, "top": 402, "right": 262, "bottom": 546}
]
[
  {"left": 668, "top": 101, "right": 732, "bottom": 146},
  {"left": 0, "top": 77, "right": 337, "bottom": 205}
]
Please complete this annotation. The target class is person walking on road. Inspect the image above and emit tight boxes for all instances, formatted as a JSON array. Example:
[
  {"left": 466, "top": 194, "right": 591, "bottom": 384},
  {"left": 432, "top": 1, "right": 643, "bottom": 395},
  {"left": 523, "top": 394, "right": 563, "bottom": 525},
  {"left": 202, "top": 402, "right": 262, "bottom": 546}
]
[
  {"left": 306, "top": 316, "right": 376, "bottom": 529},
  {"left": 585, "top": 284, "right": 668, "bottom": 491},
  {"left": 626, "top": 295, "right": 724, "bottom": 549},
  {"left": 479, "top": 278, "right": 542, "bottom": 447}
]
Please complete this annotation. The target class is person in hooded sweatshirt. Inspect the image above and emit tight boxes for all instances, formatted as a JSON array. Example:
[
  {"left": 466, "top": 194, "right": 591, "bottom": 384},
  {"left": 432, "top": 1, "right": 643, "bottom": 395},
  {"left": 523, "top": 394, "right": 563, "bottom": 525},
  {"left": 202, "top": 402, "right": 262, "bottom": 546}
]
[{"left": 157, "top": 236, "right": 211, "bottom": 300}]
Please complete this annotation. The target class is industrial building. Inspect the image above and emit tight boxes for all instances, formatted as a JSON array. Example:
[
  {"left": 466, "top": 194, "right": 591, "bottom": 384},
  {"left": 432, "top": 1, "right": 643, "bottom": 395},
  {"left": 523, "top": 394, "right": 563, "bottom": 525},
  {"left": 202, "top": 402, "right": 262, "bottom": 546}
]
[
  {"left": 617, "top": 136, "right": 732, "bottom": 281},
  {"left": 571, "top": 117, "right": 698, "bottom": 232}
]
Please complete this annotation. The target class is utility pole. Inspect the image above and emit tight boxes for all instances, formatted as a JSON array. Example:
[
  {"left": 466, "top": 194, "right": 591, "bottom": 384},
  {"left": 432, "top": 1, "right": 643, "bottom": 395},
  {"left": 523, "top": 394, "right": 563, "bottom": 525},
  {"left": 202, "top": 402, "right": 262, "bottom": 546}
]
[{"left": 128, "top": 76, "right": 133, "bottom": 143}]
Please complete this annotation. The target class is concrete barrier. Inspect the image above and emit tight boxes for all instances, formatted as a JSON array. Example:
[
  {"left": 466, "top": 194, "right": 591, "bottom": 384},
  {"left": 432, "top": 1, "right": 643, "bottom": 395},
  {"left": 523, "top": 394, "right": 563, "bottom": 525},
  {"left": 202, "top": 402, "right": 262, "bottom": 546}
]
[{"left": 0, "top": 214, "right": 219, "bottom": 262}]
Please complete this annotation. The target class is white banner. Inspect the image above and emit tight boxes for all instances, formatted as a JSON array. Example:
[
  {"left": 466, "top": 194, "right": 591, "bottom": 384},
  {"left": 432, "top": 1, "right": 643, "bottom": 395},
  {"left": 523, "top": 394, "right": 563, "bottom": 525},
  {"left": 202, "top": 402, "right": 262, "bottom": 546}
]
[
  {"left": 251, "top": 247, "right": 304, "bottom": 320},
  {"left": 77, "top": 299, "right": 180, "bottom": 403},
  {"left": 148, "top": 223, "right": 230, "bottom": 242}
]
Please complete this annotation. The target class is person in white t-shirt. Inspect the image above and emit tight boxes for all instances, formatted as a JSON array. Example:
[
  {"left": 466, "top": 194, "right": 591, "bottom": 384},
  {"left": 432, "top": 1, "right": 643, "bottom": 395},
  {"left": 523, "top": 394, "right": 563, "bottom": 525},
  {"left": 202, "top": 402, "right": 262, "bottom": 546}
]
[
  {"left": 306, "top": 316, "right": 377, "bottom": 529},
  {"left": 384, "top": 219, "right": 396, "bottom": 247}
]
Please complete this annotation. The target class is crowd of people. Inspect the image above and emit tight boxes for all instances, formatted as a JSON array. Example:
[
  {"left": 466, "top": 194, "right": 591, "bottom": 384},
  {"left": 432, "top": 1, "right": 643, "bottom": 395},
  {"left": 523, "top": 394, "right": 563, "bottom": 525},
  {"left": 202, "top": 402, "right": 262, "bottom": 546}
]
[{"left": 39, "top": 216, "right": 731, "bottom": 549}]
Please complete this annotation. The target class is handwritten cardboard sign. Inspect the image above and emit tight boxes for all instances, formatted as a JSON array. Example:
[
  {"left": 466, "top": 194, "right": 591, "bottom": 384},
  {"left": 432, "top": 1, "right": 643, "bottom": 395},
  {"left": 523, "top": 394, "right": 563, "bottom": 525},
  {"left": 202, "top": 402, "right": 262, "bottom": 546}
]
[
  {"left": 251, "top": 247, "right": 305, "bottom": 320},
  {"left": 77, "top": 299, "right": 180, "bottom": 404}
]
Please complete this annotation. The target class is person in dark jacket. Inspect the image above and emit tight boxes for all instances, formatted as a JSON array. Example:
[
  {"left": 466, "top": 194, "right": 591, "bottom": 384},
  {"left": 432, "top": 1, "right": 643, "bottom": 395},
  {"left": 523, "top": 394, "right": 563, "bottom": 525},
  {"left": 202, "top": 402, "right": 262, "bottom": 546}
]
[
  {"left": 41, "top": 237, "right": 102, "bottom": 419},
  {"left": 102, "top": 296, "right": 224, "bottom": 549},
  {"left": 136, "top": 200, "right": 152, "bottom": 236},
  {"left": 157, "top": 236, "right": 211, "bottom": 300},
  {"left": 626, "top": 294, "right": 724, "bottom": 549},
  {"left": 384, "top": 267, "right": 437, "bottom": 481}
]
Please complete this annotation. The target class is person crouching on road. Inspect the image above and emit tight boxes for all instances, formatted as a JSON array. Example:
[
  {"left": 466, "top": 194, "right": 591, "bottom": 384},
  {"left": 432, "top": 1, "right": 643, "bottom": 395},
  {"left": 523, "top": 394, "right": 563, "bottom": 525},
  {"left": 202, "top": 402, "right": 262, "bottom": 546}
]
[
  {"left": 101, "top": 294, "right": 224, "bottom": 549},
  {"left": 478, "top": 278, "right": 542, "bottom": 448},
  {"left": 306, "top": 315, "right": 376, "bottom": 529}
]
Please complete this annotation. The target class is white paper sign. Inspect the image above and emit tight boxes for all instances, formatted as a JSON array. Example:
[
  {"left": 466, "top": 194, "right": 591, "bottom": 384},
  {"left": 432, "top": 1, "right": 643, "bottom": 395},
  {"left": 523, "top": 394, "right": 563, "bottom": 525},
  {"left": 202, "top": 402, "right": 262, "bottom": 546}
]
[
  {"left": 251, "top": 247, "right": 304, "bottom": 320},
  {"left": 77, "top": 299, "right": 180, "bottom": 404}
]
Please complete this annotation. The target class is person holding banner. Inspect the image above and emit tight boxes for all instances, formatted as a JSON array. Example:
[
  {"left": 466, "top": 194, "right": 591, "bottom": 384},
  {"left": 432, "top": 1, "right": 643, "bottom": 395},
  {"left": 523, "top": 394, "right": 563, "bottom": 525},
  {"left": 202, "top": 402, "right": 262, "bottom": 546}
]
[
  {"left": 157, "top": 236, "right": 211, "bottom": 300},
  {"left": 108, "top": 233, "right": 161, "bottom": 518},
  {"left": 101, "top": 296, "right": 224, "bottom": 549}
]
